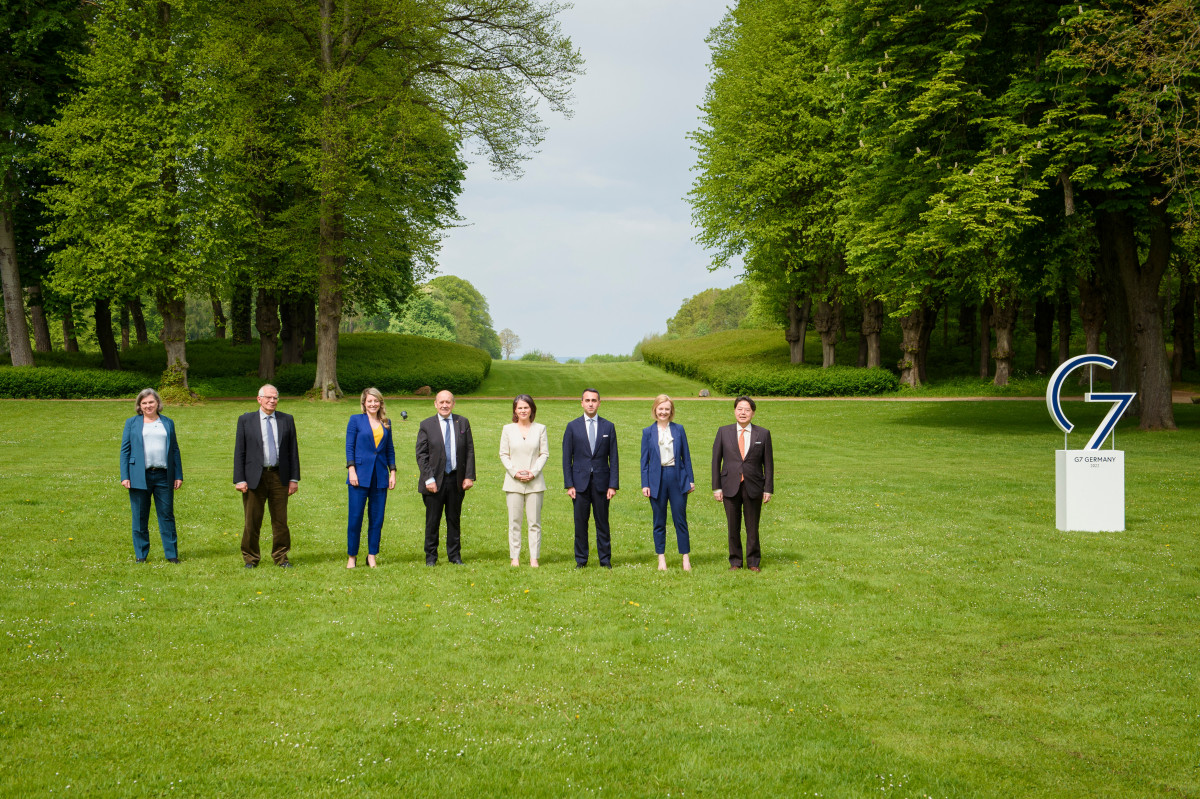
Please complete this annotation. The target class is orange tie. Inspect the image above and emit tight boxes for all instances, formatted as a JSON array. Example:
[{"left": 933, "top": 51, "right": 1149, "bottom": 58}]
[{"left": 738, "top": 428, "right": 746, "bottom": 482}]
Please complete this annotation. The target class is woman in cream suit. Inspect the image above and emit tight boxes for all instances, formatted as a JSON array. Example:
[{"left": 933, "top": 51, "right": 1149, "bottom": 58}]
[{"left": 499, "top": 394, "right": 549, "bottom": 567}]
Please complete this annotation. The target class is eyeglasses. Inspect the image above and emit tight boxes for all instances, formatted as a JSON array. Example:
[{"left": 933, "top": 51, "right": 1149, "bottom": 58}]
[{"left": 260, "top": 396, "right": 279, "bottom": 402}]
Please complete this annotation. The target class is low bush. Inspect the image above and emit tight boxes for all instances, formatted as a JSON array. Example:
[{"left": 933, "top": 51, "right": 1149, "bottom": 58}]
[
  {"left": 0, "top": 366, "right": 154, "bottom": 399},
  {"left": 642, "top": 330, "right": 899, "bottom": 397},
  {"left": 0, "top": 333, "right": 492, "bottom": 399}
]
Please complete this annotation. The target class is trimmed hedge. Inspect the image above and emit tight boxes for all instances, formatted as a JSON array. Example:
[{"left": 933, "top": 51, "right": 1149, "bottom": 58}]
[
  {"left": 642, "top": 330, "right": 899, "bottom": 397},
  {"left": 0, "top": 366, "right": 154, "bottom": 399},
  {"left": 0, "top": 333, "right": 492, "bottom": 399}
]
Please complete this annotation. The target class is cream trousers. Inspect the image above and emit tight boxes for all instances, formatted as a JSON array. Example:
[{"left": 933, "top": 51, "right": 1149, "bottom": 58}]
[{"left": 505, "top": 491, "right": 543, "bottom": 560}]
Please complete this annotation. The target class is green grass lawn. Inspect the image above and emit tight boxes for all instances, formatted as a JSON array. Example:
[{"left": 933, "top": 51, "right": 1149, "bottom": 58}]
[
  {"left": 1, "top": 396, "right": 1196, "bottom": 797},
  {"left": 472, "top": 359, "right": 707, "bottom": 397}
]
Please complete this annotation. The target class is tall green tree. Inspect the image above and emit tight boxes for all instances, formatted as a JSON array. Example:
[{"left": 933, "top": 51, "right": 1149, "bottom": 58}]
[
  {"left": 220, "top": 0, "right": 582, "bottom": 399},
  {"left": 428, "top": 274, "right": 501, "bottom": 357},
  {"left": 1, "top": 0, "right": 87, "bottom": 366}
]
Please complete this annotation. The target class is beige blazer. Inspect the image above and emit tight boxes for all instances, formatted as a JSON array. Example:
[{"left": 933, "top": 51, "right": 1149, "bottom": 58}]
[{"left": 499, "top": 422, "right": 549, "bottom": 493}]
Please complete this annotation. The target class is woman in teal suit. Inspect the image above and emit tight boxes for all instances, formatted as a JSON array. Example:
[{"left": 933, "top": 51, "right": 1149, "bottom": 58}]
[
  {"left": 345, "top": 387, "right": 396, "bottom": 568},
  {"left": 120, "top": 388, "right": 183, "bottom": 563}
]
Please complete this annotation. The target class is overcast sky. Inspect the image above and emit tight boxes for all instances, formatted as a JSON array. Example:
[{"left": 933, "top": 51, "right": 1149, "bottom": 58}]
[{"left": 435, "top": 0, "right": 739, "bottom": 359}]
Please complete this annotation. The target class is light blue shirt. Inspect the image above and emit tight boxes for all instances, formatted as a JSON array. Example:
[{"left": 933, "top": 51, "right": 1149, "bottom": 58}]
[
  {"left": 142, "top": 419, "right": 169, "bottom": 468},
  {"left": 259, "top": 410, "right": 279, "bottom": 467}
]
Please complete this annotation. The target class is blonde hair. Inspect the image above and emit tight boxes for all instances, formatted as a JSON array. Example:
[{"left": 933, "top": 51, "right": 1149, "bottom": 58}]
[
  {"left": 651, "top": 393, "right": 674, "bottom": 422},
  {"left": 360, "top": 387, "right": 391, "bottom": 429}
]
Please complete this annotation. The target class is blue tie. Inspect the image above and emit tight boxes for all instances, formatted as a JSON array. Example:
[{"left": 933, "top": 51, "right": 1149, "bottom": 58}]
[
  {"left": 443, "top": 417, "right": 453, "bottom": 473},
  {"left": 266, "top": 415, "right": 277, "bottom": 467}
]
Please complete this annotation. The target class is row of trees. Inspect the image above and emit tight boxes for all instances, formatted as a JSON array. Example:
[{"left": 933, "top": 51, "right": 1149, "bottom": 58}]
[
  {"left": 1, "top": 0, "right": 581, "bottom": 395},
  {"left": 689, "top": 0, "right": 1199, "bottom": 429}
]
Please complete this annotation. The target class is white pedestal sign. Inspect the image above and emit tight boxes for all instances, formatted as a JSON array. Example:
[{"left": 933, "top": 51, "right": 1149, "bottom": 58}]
[
  {"left": 1055, "top": 450, "right": 1124, "bottom": 531},
  {"left": 1046, "top": 354, "right": 1134, "bottom": 533}
]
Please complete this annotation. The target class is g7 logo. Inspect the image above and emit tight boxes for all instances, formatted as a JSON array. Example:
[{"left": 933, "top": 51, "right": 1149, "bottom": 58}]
[{"left": 1045, "top": 354, "right": 1135, "bottom": 450}]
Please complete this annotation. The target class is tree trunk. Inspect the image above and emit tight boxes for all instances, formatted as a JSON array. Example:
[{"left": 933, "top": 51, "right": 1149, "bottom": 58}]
[
  {"left": 130, "top": 297, "right": 148, "bottom": 345},
  {"left": 1096, "top": 205, "right": 1175, "bottom": 429},
  {"left": 917, "top": 304, "right": 938, "bottom": 384},
  {"left": 814, "top": 300, "right": 841, "bottom": 368},
  {"left": 991, "top": 289, "right": 1018, "bottom": 386},
  {"left": 301, "top": 295, "right": 317, "bottom": 352},
  {"left": 958, "top": 302, "right": 976, "bottom": 349},
  {"left": 26, "top": 284, "right": 52, "bottom": 352},
  {"left": 978, "top": 300, "right": 992, "bottom": 379},
  {"left": 156, "top": 292, "right": 189, "bottom": 387},
  {"left": 784, "top": 294, "right": 811, "bottom": 365},
  {"left": 1033, "top": 298, "right": 1054, "bottom": 374},
  {"left": 1078, "top": 270, "right": 1104, "bottom": 357},
  {"left": 120, "top": 302, "right": 132, "bottom": 350},
  {"left": 1172, "top": 272, "right": 1195, "bottom": 378},
  {"left": 94, "top": 298, "right": 121, "bottom": 370},
  {"left": 256, "top": 288, "right": 280, "bottom": 380},
  {"left": 897, "top": 307, "right": 925, "bottom": 387},
  {"left": 279, "top": 294, "right": 304, "bottom": 365},
  {"left": 62, "top": 307, "right": 78, "bottom": 353},
  {"left": 861, "top": 298, "right": 883, "bottom": 369},
  {"left": 0, "top": 199, "right": 34, "bottom": 366},
  {"left": 211, "top": 292, "right": 227, "bottom": 339},
  {"left": 1056, "top": 284, "right": 1072, "bottom": 365},
  {"left": 230, "top": 281, "right": 253, "bottom": 344}
]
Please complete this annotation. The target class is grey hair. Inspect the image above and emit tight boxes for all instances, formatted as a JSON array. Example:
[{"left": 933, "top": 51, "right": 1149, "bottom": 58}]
[{"left": 135, "top": 388, "right": 163, "bottom": 415}]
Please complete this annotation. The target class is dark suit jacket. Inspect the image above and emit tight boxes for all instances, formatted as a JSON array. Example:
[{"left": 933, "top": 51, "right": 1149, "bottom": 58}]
[
  {"left": 234, "top": 410, "right": 300, "bottom": 490},
  {"left": 640, "top": 422, "right": 694, "bottom": 499},
  {"left": 712, "top": 423, "right": 773, "bottom": 499},
  {"left": 345, "top": 413, "right": 396, "bottom": 489},
  {"left": 562, "top": 415, "right": 619, "bottom": 492},
  {"left": 415, "top": 413, "right": 475, "bottom": 493},
  {"left": 120, "top": 415, "right": 183, "bottom": 489}
]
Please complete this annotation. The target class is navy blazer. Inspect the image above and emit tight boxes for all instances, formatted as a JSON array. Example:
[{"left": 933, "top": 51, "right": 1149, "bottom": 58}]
[
  {"left": 233, "top": 410, "right": 300, "bottom": 489},
  {"left": 415, "top": 413, "right": 476, "bottom": 494},
  {"left": 120, "top": 415, "right": 183, "bottom": 489},
  {"left": 639, "top": 422, "right": 694, "bottom": 499},
  {"left": 345, "top": 414, "right": 396, "bottom": 489},
  {"left": 562, "top": 415, "right": 619, "bottom": 492}
]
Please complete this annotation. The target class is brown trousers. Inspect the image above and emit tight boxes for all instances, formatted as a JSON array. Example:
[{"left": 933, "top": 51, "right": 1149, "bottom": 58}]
[{"left": 241, "top": 469, "right": 291, "bottom": 565}]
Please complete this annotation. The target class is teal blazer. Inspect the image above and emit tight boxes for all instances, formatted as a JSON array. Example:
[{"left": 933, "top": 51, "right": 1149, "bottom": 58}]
[{"left": 120, "top": 415, "right": 183, "bottom": 489}]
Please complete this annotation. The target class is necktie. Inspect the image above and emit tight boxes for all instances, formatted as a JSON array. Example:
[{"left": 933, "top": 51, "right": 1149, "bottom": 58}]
[
  {"left": 443, "top": 417, "right": 453, "bottom": 473},
  {"left": 738, "top": 427, "right": 746, "bottom": 483},
  {"left": 266, "top": 415, "right": 277, "bottom": 467},
  {"left": 588, "top": 417, "right": 596, "bottom": 453}
]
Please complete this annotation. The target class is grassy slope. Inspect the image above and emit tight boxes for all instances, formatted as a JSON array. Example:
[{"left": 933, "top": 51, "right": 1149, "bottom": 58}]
[
  {"left": 0, "top": 397, "right": 1196, "bottom": 798},
  {"left": 471, "top": 359, "right": 707, "bottom": 398}
]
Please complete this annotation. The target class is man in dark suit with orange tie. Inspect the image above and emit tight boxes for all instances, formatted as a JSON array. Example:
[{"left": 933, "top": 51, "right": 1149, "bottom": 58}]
[
  {"left": 712, "top": 395, "right": 774, "bottom": 572},
  {"left": 563, "top": 388, "right": 619, "bottom": 568},
  {"left": 415, "top": 390, "right": 476, "bottom": 565},
  {"left": 234, "top": 384, "right": 301, "bottom": 568}
]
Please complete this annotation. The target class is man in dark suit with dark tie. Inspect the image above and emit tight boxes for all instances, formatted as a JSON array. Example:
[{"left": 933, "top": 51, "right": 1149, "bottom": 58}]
[
  {"left": 562, "top": 388, "right": 619, "bottom": 568},
  {"left": 234, "top": 384, "right": 301, "bottom": 568},
  {"left": 712, "top": 395, "right": 774, "bottom": 572},
  {"left": 415, "top": 390, "right": 476, "bottom": 565}
]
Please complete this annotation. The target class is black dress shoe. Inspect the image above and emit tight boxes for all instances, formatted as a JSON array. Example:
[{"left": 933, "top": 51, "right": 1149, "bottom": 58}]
[
  {"left": 449, "top": 559, "right": 463, "bottom": 565},
  {"left": 167, "top": 558, "right": 180, "bottom": 564},
  {"left": 135, "top": 558, "right": 147, "bottom": 563},
  {"left": 244, "top": 563, "right": 257, "bottom": 569},
  {"left": 575, "top": 563, "right": 586, "bottom": 569},
  {"left": 426, "top": 560, "right": 437, "bottom": 567},
  {"left": 278, "top": 561, "right": 293, "bottom": 568}
]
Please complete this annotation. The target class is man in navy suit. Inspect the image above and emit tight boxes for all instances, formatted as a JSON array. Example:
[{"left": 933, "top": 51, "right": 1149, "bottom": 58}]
[
  {"left": 562, "top": 388, "right": 619, "bottom": 568},
  {"left": 415, "top": 390, "right": 476, "bottom": 565},
  {"left": 234, "top": 384, "right": 301, "bottom": 568}
]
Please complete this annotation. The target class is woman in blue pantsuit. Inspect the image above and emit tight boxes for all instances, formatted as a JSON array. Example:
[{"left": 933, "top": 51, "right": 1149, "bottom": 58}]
[
  {"left": 120, "top": 388, "right": 183, "bottom": 563},
  {"left": 345, "top": 387, "right": 396, "bottom": 568},
  {"left": 640, "top": 394, "right": 695, "bottom": 571}
]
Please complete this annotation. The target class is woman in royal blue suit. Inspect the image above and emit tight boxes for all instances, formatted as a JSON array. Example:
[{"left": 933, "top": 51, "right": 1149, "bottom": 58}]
[
  {"left": 120, "top": 388, "right": 183, "bottom": 563},
  {"left": 640, "top": 394, "right": 695, "bottom": 571},
  {"left": 345, "top": 387, "right": 396, "bottom": 568}
]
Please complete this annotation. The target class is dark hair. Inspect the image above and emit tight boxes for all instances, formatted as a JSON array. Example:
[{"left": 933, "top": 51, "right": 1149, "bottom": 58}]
[
  {"left": 734, "top": 395, "right": 756, "bottom": 412},
  {"left": 512, "top": 394, "right": 537, "bottom": 422},
  {"left": 581, "top": 388, "right": 600, "bottom": 400}
]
